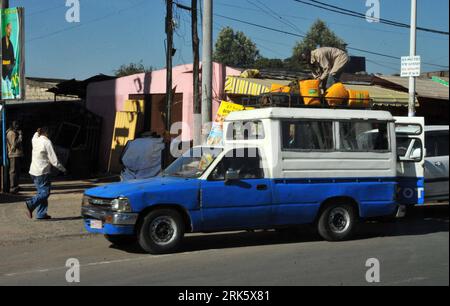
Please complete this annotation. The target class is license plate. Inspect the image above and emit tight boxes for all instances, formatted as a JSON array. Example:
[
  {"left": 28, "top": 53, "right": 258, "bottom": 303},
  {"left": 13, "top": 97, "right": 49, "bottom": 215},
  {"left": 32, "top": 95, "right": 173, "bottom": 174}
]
[{"left": 90, "top": 220, "right": 103, "bottom": 229}]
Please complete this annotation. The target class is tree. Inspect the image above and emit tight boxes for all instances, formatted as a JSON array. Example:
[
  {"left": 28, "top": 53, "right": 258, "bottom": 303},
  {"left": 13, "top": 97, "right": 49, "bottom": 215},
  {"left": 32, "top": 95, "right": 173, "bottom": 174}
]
[
  {"left": 254, "top": 57, "right": 285, "bottom": 70},
  {"left": 114, "top": 61, "right": 153, "bottom": 77},
  {"left": 213, "top": 27, "right": 260, "bottom": 68},
  {"left": 292, "top": 19, "right": 347, "bottom": 69}
]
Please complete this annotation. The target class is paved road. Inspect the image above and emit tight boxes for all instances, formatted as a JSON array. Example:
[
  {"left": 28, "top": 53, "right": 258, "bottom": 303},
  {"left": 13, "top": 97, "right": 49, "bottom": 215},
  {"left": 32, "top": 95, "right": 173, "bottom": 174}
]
[{"left": 0, "top": 205, "right": 448, "bottom": 286}]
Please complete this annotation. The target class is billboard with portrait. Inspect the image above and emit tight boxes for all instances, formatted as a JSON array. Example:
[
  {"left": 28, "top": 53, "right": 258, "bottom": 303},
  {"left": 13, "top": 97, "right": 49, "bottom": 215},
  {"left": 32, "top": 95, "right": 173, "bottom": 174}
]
[{"left": 1, "top": 7, "right": 25, "bottom": 100}]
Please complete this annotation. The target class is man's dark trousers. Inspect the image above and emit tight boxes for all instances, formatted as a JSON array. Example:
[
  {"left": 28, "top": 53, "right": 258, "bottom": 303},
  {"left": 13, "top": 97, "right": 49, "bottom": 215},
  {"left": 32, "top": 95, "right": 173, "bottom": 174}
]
[{"left": 9, "top": 157, "right": 21, "bottom": 193}]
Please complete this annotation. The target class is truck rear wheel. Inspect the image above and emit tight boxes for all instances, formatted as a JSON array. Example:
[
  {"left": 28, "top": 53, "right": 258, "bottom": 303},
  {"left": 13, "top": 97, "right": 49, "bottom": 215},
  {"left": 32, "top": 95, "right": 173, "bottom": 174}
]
[
  {"left": 318, "top": 202, "right": 357, "bottom": 241},
  {"left": 137, "top": 209, "right": 185, "bottom": 254}
]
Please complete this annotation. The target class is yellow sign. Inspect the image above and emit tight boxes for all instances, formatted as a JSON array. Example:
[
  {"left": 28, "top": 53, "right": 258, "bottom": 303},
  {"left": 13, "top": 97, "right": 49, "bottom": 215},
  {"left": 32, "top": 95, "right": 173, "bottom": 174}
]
[{"left": 206, "top": 101, "right": 252, "bottom": 146}]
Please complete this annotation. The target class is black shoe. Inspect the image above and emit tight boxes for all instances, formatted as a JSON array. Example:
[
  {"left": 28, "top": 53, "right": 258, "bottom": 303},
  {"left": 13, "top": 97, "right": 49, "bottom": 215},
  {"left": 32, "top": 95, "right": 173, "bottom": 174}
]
[
  {"left": 25, "top": 202, "right": 33, "bottom": 219},
  {"left": 37, "top": 215, "right": 52, "bottom": 221}
]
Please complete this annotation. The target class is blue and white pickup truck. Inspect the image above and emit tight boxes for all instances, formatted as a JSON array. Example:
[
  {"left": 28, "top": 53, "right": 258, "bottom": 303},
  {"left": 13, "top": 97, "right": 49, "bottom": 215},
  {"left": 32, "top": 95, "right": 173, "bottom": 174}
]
[{"left": 82, "top": 108, "right": 425, "bottom": 254}]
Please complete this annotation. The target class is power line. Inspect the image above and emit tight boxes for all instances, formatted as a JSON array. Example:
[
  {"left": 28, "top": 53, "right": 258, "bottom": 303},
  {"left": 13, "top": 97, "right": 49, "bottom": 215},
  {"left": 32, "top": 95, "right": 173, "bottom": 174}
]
[
  {"left": 249, "top": 0, "right": 305, "bottom": 35},
  {"left": 309, "top": 0, "right": 407, "bottom": 27},
  {"left": 216, "top": 1, "right": 447, "bottom": 42},
  {"left": 366, "top": 59, "right": 399, "bottom": 72},
  {"left": 214, "top": 21, "right": 400, "bottom": 75},
  {"left": 27, "top": 0, "right": 148, "bottom": 43},
  {"left": 215, "top": 14, "right": 305, "bottom": 39},
  {"left": 215, "top": 19, "right": 400, "bottom": 71},
  {"left": 214, "top": 21, "right": 286, "bottom": 58},
  {"left": 293, "top": 0, "right": 449, "bottom": 36},
  {"left": 214, "top": 13, "right": 449, "bottom": 69}
]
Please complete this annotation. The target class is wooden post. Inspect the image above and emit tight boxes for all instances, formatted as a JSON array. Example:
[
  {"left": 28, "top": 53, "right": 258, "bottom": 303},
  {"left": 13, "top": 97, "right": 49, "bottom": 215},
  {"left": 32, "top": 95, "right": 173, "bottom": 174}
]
[{"left": 165, "top": 0, "right": 174, "bottom": 132}]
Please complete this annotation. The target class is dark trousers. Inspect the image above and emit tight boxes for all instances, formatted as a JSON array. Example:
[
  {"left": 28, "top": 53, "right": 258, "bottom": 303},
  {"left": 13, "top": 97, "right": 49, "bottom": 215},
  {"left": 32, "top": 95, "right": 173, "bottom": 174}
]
[
  {"left": 9, "top": 157, "right": 21, "bottom": 192},
  {"left": 324, "top": 69, "right": 345, "bottom": 90}
]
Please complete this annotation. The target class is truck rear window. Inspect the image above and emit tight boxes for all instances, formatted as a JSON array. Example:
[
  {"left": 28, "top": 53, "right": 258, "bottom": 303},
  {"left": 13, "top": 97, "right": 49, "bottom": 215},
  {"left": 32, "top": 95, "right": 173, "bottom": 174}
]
[
  {"left": 340, "top": 121, "right": 390, "bottom": 152},
  {"left": 282, "top": 121, "right": 334, "bottom": 151}
]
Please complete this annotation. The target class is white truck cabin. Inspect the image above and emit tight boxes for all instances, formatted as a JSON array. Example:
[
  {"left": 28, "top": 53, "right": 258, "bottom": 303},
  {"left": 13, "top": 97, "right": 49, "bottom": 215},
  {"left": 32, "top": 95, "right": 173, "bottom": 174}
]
[{"left": 224, "top": 108, "right": 397, "bottom": 180}]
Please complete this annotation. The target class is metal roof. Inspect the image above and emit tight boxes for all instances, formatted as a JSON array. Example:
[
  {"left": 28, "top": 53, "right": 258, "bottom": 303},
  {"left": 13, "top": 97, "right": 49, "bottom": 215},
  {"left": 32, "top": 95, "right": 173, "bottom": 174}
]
[
  {"left": 345, "top": 84, "right": 416, "bottom": 106},
  {"left": 374, "top": 75, "right": 449, "bottom": 100},
  {"left": 47, "top": 74, "right": 116, "bottom": 99}
]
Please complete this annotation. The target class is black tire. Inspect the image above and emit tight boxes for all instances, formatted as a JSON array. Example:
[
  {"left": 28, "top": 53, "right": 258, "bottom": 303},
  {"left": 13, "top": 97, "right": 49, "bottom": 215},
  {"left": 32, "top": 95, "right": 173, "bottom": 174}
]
[
  {"left": 137, "top": 209, "right": 185, "bottom": 254},
  {"left": 317, "top": 202, "right": 358, "bottom": 241},
  {"left": 104, "top": 235, "right": 136, "bottom": 246}
]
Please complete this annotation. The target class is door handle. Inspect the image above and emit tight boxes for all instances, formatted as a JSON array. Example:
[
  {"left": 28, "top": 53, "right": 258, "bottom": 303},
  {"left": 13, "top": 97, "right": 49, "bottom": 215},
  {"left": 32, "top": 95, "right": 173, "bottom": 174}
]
[{"left": 256, "top": 184, "right": 268, "bottom": 191}]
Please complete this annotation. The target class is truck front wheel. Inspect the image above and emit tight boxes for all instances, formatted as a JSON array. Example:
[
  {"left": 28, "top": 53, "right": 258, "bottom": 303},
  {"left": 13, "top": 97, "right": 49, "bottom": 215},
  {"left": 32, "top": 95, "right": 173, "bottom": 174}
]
[
  {"left": 317, "top": 202, "right": 357, "bottom": 241},
  {"left": 137, "top": 209, "right": 185, "bottom": 254}
]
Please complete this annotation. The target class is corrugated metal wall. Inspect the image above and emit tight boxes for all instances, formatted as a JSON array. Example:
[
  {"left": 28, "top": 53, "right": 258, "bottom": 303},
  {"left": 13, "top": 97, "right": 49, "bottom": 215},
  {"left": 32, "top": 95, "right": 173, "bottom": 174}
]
[{"left": 108, "top": 100, "right": 145, "bottom": 173}]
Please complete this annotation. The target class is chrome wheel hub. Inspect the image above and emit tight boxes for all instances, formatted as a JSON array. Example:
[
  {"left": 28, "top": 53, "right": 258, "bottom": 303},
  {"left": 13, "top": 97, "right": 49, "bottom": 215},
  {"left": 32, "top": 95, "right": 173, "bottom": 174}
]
[
  {"left": 329, "top": 208, "right": 351, "bottom": 234},
  {"left": 150, "top": 216, "right": 176, "bottom": 245}
]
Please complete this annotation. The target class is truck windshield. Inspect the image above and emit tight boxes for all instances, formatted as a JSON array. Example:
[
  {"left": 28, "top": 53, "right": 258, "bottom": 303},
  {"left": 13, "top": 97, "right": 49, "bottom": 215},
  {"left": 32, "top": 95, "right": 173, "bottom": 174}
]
[{"left": 162, "top": 147, "right": 223, "bottom": 178}]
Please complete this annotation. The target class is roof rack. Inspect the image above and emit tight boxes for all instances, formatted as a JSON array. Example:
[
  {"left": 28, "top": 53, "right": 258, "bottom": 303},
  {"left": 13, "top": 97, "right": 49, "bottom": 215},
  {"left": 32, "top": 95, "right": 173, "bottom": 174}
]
[{"left": 240, "top": 93, "right": 373, "bottom": 111}]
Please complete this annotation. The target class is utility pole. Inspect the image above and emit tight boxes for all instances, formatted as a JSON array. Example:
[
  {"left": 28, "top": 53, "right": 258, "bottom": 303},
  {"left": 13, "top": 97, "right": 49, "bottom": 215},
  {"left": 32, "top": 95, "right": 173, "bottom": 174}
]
[
  {"left": 165, "top": 0, "right": 174, "bottom": 132},
  {"left": 1, "top": 0, "right": 9, "bottom": 193},
  {"left": 408, "top": 0, "right": 417, "bottom": 117},
  {"left": 192, "top": 0, "right": 201, "bottom": 146},
  {"left": 201, "top": 0, "right": 213, "bottom": 143}
]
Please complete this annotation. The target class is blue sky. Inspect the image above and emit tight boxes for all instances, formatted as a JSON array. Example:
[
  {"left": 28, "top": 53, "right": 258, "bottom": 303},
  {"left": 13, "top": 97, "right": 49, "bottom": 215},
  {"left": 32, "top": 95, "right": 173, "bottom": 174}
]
[{"left": 13, "top": 0, "right": 450, "bottom": 79}]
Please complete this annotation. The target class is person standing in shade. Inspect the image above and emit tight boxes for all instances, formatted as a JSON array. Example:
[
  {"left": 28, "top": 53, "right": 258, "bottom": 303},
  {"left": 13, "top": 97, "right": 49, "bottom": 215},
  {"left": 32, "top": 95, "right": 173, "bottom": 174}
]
[
  {"left": 301, "top": 47, "right": 349, "bottom": 91},
  {"left": 25, "top": 127, "right": 66, "bottom": 220},
  {"left": 6, "top": 121, "right": 24, "bottom": 194}
]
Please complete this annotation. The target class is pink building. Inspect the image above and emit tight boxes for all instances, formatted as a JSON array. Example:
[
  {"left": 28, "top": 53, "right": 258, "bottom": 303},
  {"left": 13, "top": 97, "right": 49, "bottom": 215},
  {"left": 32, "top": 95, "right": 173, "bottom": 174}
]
[{"left": 86, "top": 63, "right": 241, "bottom": 172}]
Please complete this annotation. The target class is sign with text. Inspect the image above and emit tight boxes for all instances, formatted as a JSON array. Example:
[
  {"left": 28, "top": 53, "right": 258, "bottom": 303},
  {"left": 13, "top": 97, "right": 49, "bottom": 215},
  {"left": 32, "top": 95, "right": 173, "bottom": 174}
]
[
  {"left": 401, "top": 56, "right": 421, "bottom": 78},
  {"left": 1, "top": 7, "right": 25, "bottom": 100},
  {"left": 206, "top": 101, "right": 253, "bottom": 146}
]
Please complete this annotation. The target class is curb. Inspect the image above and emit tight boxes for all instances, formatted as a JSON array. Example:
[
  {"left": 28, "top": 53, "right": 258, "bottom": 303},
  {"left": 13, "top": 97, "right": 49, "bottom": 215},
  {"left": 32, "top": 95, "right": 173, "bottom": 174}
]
[{"left": 1, "top": 192, "right": 83, "bottom": 205}]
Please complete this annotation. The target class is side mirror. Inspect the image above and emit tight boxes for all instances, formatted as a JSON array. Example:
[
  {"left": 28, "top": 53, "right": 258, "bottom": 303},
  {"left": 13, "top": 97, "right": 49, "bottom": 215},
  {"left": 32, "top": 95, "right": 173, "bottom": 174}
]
[
  {"left": 397, "top": 138, "right": 423, "bottom": 162},
  {"left": 225, "top": 169, "right": 239, "bottom": 184},
  {"left": 409, "top": 148, "right": 422, "bottom": 161}
]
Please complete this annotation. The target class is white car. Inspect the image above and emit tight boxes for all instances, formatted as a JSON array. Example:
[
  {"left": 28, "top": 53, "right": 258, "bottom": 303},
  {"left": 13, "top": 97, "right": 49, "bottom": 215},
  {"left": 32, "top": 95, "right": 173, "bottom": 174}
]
[{"left": 425, "top": 126, "right": 449, "bottom": 202}]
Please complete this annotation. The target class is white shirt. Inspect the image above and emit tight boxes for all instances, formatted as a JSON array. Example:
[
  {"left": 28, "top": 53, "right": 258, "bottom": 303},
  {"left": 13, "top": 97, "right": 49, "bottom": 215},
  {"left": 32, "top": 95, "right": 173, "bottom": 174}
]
[{"left": 29, "top": 133, "right": 66, "bottom": 176}]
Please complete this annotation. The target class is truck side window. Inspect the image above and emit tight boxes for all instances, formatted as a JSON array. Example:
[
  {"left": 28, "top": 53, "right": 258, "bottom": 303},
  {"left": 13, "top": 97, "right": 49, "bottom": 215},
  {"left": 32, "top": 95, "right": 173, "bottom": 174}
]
[
  {"left": 282, "top": 121, "right": 334, "bottom": 151},
  {"left": 227, "top": 121, "right": 265, "bottom": 140},
  {"left": 426, "top": 132, "right": 449, "bottom": 157},
  {"left": 209, "top": 148, "right": 264, "bottom": 181},
  {"left": 340, "top": 121, "right": 390, "bottom": 152}
]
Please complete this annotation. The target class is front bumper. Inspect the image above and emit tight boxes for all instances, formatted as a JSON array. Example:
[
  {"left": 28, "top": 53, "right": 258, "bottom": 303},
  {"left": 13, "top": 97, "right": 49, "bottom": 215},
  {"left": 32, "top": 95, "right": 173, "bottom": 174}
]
[{"left": 81, "top": 206, "right": 138, "bottom": 235}]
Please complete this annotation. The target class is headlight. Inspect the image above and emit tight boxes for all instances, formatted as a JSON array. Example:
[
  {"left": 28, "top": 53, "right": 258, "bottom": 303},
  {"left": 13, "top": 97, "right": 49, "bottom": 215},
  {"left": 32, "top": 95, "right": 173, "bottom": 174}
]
[
  {"left": 82, "top": 196, "right": 113, "bottom": 207},
  {"left": 111, "top": 197, "right": 132, "bottom": 213},
  {"left": 82, "top": 196, "right": 90, "bottom": 207}
]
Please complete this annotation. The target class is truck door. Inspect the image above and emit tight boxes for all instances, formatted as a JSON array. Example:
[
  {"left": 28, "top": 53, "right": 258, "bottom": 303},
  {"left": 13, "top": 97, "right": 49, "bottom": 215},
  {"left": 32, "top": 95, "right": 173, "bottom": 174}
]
[
  {"left": 424, "top": 129, "right": 449, "bottom": 201},
  {"left": 395, "top": 117, "right": 425, "bottom": 205},
  {"left": 200, "top": 148, "right": 272, "bottom": 231}
]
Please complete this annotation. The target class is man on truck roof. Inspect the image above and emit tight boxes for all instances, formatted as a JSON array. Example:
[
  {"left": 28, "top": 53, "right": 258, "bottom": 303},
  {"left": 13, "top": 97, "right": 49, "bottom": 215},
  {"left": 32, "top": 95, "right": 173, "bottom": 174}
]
[{"left": 301, "top": 47, "right": 350, "bottom": 90}]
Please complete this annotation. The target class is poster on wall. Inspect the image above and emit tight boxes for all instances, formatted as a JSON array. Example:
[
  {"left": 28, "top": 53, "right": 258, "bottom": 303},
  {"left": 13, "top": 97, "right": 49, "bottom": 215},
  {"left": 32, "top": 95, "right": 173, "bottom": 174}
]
[{"left": 1, "top": 7, "right": 25, "bottom": 100}]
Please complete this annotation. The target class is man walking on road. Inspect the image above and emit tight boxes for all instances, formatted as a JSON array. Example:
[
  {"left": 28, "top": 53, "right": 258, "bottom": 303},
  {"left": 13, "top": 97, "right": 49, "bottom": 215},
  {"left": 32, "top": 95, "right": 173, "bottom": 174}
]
[
  {"left": 6, "top": 121, "right": 23, "bottom": 194},
  {"left": 25, "top": 127, "right": 66, "bottom": 220},
  {"left": 301, "top": 47, "right": 349, "bottom": 90}
]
